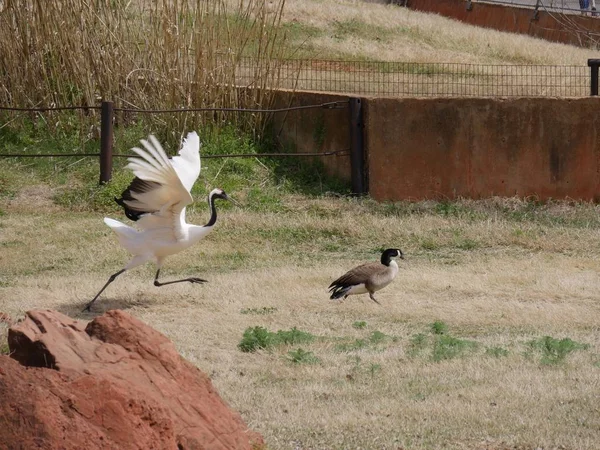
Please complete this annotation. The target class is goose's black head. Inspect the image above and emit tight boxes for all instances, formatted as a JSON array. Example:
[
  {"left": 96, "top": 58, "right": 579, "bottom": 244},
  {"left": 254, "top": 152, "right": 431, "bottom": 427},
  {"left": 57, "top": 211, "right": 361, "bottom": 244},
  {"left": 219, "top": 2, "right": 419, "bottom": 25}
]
[{"left": 381, "top": 248, "right": 404, "bottom": 266}]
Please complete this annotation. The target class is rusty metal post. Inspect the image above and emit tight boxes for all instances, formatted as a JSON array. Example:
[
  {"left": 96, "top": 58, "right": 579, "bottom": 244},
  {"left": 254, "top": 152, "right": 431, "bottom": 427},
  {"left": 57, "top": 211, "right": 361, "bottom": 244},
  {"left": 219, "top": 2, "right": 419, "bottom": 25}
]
[
  {"left": 99, "top": 101, "right": 114, "bottom": 184},
  {"left": 588, "top": 59, "right": 600, "bottom": 96},
  {"left": 349, "top": 97, "right": 366, "bottom": 195}
]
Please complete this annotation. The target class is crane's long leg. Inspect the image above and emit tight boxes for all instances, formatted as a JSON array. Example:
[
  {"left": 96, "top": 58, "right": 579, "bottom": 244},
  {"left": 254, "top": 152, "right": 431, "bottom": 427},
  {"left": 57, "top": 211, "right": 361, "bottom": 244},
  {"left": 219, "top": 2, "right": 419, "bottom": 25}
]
[
  {"left": 83, "top": 269, "right": 126, "bottom": 312},
  {"left": 153, "top": 269, "right": 207, "bottom": 287}
]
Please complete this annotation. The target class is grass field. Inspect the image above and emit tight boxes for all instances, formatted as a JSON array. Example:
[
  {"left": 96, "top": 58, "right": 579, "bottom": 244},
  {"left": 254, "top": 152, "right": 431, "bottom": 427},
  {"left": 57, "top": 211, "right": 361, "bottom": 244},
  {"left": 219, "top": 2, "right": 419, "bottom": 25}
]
[
  {"left": 2, "top": 132, "right": 600, "bottom": 448},
  {"left": 2, "top": 1, "right": 600, "bottom": 448},
  {"left": 278, "top": 0, "right": 599, "bottom": 64}
]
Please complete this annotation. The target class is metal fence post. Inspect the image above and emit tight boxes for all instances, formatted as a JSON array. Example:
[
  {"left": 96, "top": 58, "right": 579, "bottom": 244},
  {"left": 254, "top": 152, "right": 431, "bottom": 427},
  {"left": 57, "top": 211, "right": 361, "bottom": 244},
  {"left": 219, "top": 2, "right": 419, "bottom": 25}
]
[
  {"left": 99, "top": 100, "right": 114, "bottom": 184},
  {"left": 588, "top": 59, "right": 600, "bottom": 96},
  {"left": 349, "top": 97, "right": 366, "bottom": 195}
]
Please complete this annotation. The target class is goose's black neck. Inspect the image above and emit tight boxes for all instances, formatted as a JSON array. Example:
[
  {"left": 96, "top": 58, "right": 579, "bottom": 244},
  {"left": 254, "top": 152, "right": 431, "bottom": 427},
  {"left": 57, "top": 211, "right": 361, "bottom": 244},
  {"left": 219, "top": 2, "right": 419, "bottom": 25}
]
[
  {"left": 380, "top": 249, "right": 400, "bottom": 266},
  {"left": 205, "top": 192, "right": 218, "bottom": 227},
  {"left": 380, "top": 253, "right": 392, "bottom": 266}
]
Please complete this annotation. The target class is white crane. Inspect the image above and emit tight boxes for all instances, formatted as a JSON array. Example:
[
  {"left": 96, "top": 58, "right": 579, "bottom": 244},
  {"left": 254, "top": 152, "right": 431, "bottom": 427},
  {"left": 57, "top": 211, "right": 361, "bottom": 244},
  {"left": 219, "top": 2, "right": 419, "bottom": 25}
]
[{"left": 83, "top": 131, "right": 231, "bottom": 311}]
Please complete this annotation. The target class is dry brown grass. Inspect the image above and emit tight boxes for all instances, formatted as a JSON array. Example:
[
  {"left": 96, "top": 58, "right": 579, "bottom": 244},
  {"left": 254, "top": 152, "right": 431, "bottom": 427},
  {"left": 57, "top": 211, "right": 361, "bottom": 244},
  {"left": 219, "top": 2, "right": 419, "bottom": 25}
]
[
  {"left": 280, "top": 0, "right": 599, "bottom": 64},
  {"left": 2, "top": 193, "right": 600, "bottom": 449},
  {"left": 0, "top": 0, "right": 288, "bottom": 135}
]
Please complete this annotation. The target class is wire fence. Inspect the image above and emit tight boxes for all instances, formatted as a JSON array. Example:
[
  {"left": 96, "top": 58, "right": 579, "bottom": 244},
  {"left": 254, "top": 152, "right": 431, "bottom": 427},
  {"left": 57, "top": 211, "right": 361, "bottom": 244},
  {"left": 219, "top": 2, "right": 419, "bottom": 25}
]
[
  {"left": 237, "top": 59, "right": 590, "bottom": 97},
  {"left": 0, "top": 100, "right": 360, "bottom": 188}
]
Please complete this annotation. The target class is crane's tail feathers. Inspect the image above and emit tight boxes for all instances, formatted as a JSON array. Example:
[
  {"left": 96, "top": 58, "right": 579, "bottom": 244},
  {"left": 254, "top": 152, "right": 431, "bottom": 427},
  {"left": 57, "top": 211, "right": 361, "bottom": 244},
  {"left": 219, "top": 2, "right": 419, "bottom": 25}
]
[{"left": 104, "top": 218, "right": 138, "bottom": 252}]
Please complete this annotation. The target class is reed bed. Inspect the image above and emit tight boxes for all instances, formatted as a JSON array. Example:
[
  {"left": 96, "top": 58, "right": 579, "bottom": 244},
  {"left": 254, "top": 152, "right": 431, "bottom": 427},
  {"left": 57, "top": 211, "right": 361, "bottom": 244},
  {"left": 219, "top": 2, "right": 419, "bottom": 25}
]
[{"left": 0, "top": 0, "right": 289, "bottom": 137}]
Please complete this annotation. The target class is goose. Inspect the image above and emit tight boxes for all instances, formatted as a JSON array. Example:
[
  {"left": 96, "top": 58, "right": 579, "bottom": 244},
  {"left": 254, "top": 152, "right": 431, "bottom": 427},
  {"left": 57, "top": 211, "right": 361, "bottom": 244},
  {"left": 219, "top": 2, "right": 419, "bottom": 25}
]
[
  {"left": 328, "top": 248, "right": 404, "bottom": 304},
  {"left": 83, "top": 131, "right": 231, "bottom": 311}
]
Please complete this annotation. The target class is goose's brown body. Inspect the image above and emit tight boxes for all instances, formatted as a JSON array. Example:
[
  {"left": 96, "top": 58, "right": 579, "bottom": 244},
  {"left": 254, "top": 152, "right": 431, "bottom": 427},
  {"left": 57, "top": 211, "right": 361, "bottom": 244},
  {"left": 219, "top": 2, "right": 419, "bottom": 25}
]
[{"left": 328, "top": 248, "right": 403, "bottom": 304}]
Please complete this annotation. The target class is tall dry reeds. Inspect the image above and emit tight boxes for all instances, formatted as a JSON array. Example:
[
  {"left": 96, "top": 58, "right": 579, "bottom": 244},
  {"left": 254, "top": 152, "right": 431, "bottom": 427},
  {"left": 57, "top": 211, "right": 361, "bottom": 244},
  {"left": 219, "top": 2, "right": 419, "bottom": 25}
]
[{"left": 0, "top": 0, "right": 289, "bottom": 135}]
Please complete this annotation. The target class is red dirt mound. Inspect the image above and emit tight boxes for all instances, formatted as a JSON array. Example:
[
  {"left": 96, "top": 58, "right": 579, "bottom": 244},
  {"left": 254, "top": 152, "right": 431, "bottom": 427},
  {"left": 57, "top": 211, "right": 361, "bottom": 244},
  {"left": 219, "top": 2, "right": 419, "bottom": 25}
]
[{"left": 1, "top": 309, "right": 263, "bottom": 450}]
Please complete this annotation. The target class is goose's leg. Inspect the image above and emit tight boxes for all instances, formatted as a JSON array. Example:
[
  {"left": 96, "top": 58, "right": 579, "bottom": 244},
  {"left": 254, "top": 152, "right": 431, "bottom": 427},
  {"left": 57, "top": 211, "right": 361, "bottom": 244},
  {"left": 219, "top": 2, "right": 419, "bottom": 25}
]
[
  {"left": 369, "top": 293, "right": 381, "bottom": 305},
  {"left": 153, "top": 269, "right": 207, "bottom": 287},
  {"left": 83, "top": 269, "right": 126, "bottom": 312}
]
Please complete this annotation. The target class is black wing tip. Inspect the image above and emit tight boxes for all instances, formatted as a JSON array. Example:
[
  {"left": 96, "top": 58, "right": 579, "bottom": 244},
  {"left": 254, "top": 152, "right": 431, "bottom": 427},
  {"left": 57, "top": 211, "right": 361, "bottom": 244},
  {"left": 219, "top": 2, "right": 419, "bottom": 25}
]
[
  {"left": 328, "top": 283, "right": 351, "bottom": 299},
  {"left": 114, "top": 196, "right": 145, "bottom": 221},
  {"left": 114, "top": 177, "right": 161, "bottom": 221}
]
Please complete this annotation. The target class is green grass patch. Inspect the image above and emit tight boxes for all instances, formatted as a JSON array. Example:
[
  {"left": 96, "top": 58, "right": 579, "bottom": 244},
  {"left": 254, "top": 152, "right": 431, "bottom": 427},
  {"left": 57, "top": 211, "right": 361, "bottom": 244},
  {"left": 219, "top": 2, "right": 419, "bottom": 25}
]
[
  {"left": 238, "top": 326, "right": 315, "bottom": 353},
  {"left": 335, "top": 329, "right": 391, "bottom": 352},
  {"left": 432, "top": 335, "right": 478, "bottom": 362},
  {"left": 286, "top": 348, "right": 320, "bottom": 364},
  {"left": 526, "top": 336, "right": 590, "bottom": 365},
  {"left": 485, "top": 346, "right": 510, "bottom": 358},
  {"left": 430, "top": 321, "right": 448, "bottom": 335},
  {"left": 336, "top": 338, "right": 368, "bottom": 352},
  {"left": 240, "top": 306, "right": 278, "bottom": 315},
  {"left": 352, "top": 320, "right": 367, "bottom": 329},
  {"left": 409, "top": 323, "right": 479, "bottom": 362}
]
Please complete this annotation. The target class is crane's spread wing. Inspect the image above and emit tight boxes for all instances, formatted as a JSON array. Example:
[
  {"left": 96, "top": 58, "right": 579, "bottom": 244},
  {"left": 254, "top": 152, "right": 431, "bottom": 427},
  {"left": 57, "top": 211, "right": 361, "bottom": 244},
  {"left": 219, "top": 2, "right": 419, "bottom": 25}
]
[
  {"left": 170, "top": 131, "right": 201, "bottom": 193},
  {"left": 117, "top": 132, "right": 201, "bottom": 238}
]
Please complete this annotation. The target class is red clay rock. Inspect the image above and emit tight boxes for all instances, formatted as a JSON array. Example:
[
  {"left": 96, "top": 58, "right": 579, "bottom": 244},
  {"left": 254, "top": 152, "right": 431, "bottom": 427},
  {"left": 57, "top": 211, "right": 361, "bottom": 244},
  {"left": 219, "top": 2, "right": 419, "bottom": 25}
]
[
  {"left": 4, "top": 309, "right": 263, "bottom": 450},
  {"left": 0, "top": 311, "right": 13, "bottom": 324}
]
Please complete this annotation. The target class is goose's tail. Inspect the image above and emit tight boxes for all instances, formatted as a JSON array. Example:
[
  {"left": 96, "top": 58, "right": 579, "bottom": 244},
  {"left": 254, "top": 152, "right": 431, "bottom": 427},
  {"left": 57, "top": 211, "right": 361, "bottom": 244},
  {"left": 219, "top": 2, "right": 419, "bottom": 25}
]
[{"left": 328, "top": 283, "right": 352, "bottom": 300}]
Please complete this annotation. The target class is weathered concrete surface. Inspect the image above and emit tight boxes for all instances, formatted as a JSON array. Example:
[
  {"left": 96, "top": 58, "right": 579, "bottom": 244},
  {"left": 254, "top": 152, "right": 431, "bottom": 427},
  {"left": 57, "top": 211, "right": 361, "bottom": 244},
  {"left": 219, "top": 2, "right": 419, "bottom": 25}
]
[
  {"left": 4, "top": 309, "right": 263, "bottom": 450},
  {"left": 365, "top": 97, "right": 600, "bottom": 201},
  {"left": 271, "top": 89, "right": 352, "bottom": 183},
  {"left": 407, "top": 0, "right": 600, "bottom": 47}
]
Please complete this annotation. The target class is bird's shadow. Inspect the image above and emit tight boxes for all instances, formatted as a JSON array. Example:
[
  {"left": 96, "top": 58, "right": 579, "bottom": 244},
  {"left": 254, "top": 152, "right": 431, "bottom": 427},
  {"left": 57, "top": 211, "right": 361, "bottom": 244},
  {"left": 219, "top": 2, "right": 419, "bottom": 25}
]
[{"left": 56, "top": 296, "right": 156, "bottom": 320}]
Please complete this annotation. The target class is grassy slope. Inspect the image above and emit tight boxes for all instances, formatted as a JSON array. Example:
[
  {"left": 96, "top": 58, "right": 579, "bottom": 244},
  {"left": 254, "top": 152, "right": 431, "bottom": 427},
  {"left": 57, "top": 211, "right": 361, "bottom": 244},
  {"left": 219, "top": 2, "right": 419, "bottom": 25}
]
[
  {"left": 278, "top": 0, "right": 598, "bottom": 64},
  {"left": 2, "top": 2, "right": 600, "bottom": 449}
]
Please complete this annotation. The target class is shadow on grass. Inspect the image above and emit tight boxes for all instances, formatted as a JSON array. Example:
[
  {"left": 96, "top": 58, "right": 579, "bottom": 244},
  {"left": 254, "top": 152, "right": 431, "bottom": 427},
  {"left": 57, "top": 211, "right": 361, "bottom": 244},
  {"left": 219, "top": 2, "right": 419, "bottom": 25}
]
[
  {"left": 56, "top": 296, "right": 158, "bottom": 320},
  {"left": 267, "top": 153, "right": 351, "bottom": 197}
]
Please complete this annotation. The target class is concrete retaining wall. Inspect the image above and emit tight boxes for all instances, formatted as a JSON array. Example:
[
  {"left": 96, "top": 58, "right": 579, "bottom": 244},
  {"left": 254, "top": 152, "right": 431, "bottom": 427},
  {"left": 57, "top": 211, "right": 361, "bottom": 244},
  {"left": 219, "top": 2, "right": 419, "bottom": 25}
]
[
  {"left": 271, "top": 92, "right": 600, "bottom": 201},
  {"left": 366, "top": 97, "right": 600, "bottom": 201},
  {"left": 407, "top": 0, "right": 600, "bottom": 48},
  {"left": 270, "top": 90, "right": 353, "bottom": 183}
]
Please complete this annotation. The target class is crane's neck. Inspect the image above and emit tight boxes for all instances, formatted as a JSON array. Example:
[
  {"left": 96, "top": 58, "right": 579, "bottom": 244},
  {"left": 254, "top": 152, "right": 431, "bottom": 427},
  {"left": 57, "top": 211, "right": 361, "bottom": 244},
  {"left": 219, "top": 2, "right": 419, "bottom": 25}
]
[
  {"left": 187, "top": 192, "right": 218, "bottom": 244},
  {"left": 204, "top": 192, "right": 218, "bottom": 227}
]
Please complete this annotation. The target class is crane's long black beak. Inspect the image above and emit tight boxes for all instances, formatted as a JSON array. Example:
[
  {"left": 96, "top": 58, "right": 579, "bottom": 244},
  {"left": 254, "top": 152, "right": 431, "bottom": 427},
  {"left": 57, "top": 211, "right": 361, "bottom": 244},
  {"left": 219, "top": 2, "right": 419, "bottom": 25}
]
[{"left": 222, "top": 193, "right": 239, "bottom": 207}]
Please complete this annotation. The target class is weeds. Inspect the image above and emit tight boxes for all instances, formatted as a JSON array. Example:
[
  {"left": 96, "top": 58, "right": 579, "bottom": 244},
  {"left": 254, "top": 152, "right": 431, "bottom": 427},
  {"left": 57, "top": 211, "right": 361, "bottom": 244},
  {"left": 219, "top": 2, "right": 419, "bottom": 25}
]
[
  {"left": 335, "top": 330, "right": 391, "bottom": 352},
  {"left": 431, "top": 321, "right": 448, "bottom": 335},
  {"left": 409, "top": 322, "right": 479, "bottom": 362},
  {"left": 432, "top": 335, "right": 478, "bottom": 362},
  {"left": 526, "top": 336, "right": 590, "bottom": 365},
  {"left": 238, "top": 326, "right": 275, "bottom": 353},
  {"left": 485, "top": 346, "right": 510, "bottom": 358},
  {"left": 352, "top": 321, "right": 367, "bottom": 329},
  {"left": 286, "top": 348, "right": 319, "bottom": 364},
  {"left": 238, "top": 326, "right": 315, "bottom": 353},
  {"left": 240, "top": 307, "right": 278, "bottom": 315}
]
